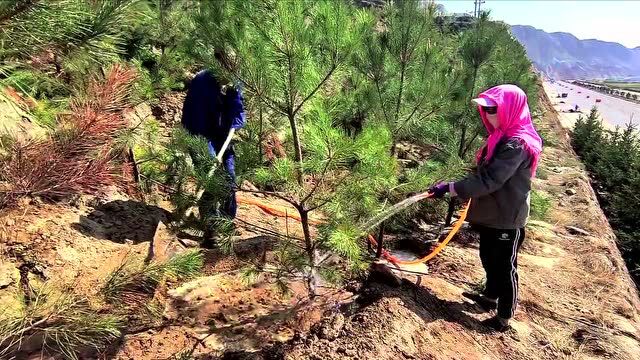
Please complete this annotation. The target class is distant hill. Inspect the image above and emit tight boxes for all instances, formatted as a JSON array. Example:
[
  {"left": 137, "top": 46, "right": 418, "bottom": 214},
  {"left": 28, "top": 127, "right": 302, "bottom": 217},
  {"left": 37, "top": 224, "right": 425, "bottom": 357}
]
[{"left": 510, "top": 25, "right": 640, "bottom": 80}]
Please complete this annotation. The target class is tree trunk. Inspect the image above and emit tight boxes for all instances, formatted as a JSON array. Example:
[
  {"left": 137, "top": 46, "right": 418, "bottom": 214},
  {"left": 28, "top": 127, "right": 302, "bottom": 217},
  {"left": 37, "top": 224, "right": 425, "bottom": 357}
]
[
  {"left": 288, "top": 112, "right": 304, "bottom": 185},
  {"left": 128, "top": 147, "right": 140, "bottom": 183},
  {"left": 377, "top": 142, "right": 399, "bottom": 255},
  {"left": 300, "top": 209, "right": 317, "bottom": 297},
  {"left": 258, "top": 104, "right": 264, "bottom": 160},
  {"left": 457, "top": 124, "right": 467, "bottom": 158},
  {"left": 444, "top": 198, "right": 456, "bottom": 226}
]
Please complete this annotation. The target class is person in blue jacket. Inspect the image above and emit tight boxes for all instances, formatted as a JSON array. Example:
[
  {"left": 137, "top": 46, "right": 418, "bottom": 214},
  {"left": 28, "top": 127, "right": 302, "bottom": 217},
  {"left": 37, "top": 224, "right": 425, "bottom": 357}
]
[{"left": 181, "top": 70, "right": 245, "bottom": 242}]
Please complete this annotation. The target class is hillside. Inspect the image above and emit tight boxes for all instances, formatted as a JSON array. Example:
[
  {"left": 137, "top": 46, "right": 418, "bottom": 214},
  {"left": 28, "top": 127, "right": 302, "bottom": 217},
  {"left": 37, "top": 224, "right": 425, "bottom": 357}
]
[
  {"left": 265, "top": 84, "right": 640, "bottom": 360},
  {"left": 511, "top": 25, "right": 640, "bottom": 80},
  {"left": 1, "top": 85, "right": 639, "bottom": 359},
  {"left": 2, "top": 2, "right": 640, "bottom": 359}
]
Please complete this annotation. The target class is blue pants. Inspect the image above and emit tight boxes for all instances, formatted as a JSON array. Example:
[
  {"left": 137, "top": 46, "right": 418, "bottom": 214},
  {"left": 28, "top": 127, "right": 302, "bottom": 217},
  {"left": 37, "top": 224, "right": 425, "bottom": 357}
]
[{"left": 199, "top": 141, "right": 237, "bottom": 221}]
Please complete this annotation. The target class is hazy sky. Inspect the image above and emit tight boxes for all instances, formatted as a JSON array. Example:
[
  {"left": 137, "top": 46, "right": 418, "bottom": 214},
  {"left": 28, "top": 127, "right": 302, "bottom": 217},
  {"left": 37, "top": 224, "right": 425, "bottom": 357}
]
[{"left": 439, "top": 0, "right": 640, "bottom": 49}]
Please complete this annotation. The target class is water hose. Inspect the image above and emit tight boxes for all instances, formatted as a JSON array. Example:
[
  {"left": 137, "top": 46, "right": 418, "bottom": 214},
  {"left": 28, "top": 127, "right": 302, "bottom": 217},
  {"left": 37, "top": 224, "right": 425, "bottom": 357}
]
[
  {"left": 237, "top": 191, "right": 472, "bottom": 265},
  {"left": 236, "top": 194, "right": 323, "bottom": 225},
  {"left": 367, "top": 198, "right": 471, "bottom": 265}
]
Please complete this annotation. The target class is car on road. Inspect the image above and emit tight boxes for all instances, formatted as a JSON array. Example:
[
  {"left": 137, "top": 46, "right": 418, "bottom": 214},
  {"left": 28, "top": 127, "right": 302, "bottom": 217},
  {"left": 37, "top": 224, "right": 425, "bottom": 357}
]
[{"left": 596, "top": 99, "right": 602, "bottom": 103}]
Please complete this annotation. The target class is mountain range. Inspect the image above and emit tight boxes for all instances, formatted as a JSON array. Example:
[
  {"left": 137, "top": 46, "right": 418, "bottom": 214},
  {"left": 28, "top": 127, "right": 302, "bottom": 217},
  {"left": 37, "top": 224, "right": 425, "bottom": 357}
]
[{"left": 509, "top": 25, "right": 640, "bottom": 80}]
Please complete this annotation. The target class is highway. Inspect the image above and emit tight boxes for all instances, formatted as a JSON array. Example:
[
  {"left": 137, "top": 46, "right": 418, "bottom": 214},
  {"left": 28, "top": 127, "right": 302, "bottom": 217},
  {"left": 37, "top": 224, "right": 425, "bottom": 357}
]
[{"left": 545, "top": 80, "right": 640, "bottom": 128}]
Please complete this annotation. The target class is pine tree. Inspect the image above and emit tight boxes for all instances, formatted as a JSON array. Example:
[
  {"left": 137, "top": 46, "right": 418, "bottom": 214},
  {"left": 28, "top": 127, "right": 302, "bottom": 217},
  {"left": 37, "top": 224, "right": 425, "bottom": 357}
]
[
  {"left": 354, "top": 0, "right": 453, "bottom": 151},
  {"left": 573, "top": 107, "right": 604, "bottom": 168},
  {"left": 0, "top": 0, "right": 139, "bottom": 96},
  {"left": 0, "top": 65, "right": 138, "bottom": 207},
  {"left": 452, "top": 14, "right": 498, "bottom": 158},
  {"left": 571, "top": 106, "right": 640, "bottom": 289},
  {"left": 125, "top": 0, "right": 196, "bottom": 97},
  {"left": 434, "top": 14, "right": 499, "bottom": 225},
  {"left": 351, "top": 0, "right": 464, "bottom": 252},
  {"left": 186, "top": 0, "right": 396, "bottom": 296}
]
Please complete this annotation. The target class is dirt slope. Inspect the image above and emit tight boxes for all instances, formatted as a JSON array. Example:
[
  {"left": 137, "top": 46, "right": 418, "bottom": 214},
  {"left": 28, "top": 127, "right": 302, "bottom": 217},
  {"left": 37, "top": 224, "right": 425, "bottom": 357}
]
[
  {"left": 264, "top": 86, "right": 640, "bottom": 360},
  {"left": 1, "top": 87, "right": 640, "bottom": 360}
]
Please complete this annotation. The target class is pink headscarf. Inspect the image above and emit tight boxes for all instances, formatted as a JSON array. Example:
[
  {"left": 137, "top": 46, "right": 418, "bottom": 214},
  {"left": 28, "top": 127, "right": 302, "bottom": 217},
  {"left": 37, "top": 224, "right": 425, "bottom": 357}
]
[{"left": 475, "top": 84, "right": 542, "bottom": 176}]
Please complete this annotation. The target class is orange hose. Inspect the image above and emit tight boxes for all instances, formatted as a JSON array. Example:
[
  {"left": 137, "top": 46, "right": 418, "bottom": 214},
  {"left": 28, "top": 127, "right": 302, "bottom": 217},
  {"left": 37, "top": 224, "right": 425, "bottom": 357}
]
[
  {"left": 367, "top": 199, "right": 471, "bottom": 265},
  {"left": 237, "top": 193, "right": 471, "bottom": 265},
  {"left": 236, "top": 194, "right": 323, "bottom": 225}
]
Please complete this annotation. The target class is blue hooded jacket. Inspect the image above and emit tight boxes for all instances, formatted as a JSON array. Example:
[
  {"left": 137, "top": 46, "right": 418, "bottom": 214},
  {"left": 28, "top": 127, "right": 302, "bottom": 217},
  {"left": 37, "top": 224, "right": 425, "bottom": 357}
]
[{"left": 181, "top": 70, "right": 246, "bottom": 147}]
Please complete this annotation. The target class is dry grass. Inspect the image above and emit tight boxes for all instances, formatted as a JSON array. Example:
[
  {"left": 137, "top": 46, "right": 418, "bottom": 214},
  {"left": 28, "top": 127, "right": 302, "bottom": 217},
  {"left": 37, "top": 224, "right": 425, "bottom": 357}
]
[
  {"left": 0, "top": 285, "right": 123, "bottom": 360},
  {"left": 0, "top": 65, "right": 136, "bottom": 207},
  {"left": 101, "top": 249, "right": 204, "bottom": 307}
]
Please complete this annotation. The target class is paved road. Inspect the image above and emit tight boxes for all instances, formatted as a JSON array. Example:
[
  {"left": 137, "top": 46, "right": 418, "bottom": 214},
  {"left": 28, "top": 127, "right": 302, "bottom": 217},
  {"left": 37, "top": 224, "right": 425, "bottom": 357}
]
[{"left": 545, "top": 81, "right": 640, "bottom": 128}]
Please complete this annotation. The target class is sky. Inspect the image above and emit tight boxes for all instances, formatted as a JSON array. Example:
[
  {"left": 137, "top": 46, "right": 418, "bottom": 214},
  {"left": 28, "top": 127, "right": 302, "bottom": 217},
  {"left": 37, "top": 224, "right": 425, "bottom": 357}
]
[{"left": 438, "top": 1, "right": 640, "bottom": 49}]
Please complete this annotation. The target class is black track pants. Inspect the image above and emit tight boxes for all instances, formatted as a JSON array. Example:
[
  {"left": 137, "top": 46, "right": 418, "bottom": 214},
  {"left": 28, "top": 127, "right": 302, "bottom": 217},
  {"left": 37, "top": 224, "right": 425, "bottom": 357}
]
[{"left": 478, "top": 226, "right": 525, "bottom": 319}]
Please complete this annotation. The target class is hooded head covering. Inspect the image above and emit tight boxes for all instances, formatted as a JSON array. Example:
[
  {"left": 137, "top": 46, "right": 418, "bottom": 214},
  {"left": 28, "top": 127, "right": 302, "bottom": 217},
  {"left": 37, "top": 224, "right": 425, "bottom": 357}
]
[{"left": 474, "top": 84, "right": 542, "bottom": 176}]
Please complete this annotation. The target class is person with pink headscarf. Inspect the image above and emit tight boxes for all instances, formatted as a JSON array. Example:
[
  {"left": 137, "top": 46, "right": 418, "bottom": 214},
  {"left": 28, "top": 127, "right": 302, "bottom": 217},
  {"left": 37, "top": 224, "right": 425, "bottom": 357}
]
[{"left": 428, "top": 84, "right": 543, "bottom": 332}]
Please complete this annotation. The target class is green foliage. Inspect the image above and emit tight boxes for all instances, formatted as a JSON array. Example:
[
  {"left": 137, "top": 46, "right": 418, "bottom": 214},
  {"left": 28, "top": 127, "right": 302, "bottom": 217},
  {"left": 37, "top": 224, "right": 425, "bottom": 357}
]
[
  {"left": 186, "top": 0, "right": 387, "bottom": 295},
  {"left": 571, "top": 107, "right": 640, "bottom": 289},
  {"left": 326, "top": 225, "right": 361, "bottom": 260},
  {"left": 181, "top": 0, "right": 538, "bottom": 296},
  {"left": 530, "top": 190, "right": 551, "bottom": 220},
  {"left": 124, "top": 0, "right": 197, "bottom": 98},
  {"left": 132, "top": 118, "right": 166, "bottom": 193},
  {"left": 0, "top": 1, "right": 86, "bottom": 59},
  {"left": 1, "top": 69, "right": 70, "bottom": 99},
  {"left": 535, "top": 120, "right": 559, "bottom": 148},
  {"left": 445, "top": 15, "right": 538, "bottom": 161},
  {"left": 354, "top": 0, "right": 453, "bottom": 144},
  {"left": 101, "top": 249, "right": 203, "bottom": 305},
  {"left": 31, "top": 99, "right": 68, "bottom": 129},
  {"left": 254, "top": 157, "right": 296, "bottom": 188},
  {"left": 0, "top": 286, "right": 122, "bottom": 360},
  {"left": 459, "top": 14, "right": 496, "bottom": 71},
  {"left": 0, "top": 0, "right": 145, "bottom": 136},
  {"left": 61, "top": 0, "right": 140, "bottom": 75},
  {"left": 0, "top": 0, "right": 140, "bottom": 87},
  {"left": 134, "top": 127, "right": 236, "bottom": 236}
]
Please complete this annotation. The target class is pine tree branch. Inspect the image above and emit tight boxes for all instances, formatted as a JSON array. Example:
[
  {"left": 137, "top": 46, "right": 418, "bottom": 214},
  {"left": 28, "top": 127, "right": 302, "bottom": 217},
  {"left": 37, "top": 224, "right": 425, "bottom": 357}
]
[
  {"left": 373, "top": 76, "right": 391, "bottom": 126},
  {"left": 393, "top": 8, "right": 420, "bottom": 123},
  {"left": 278, "top": 8, "right": 296, "bottom": 113},
  {"left": 0, "top": 0, "right": 38, "bottom": 25},
  {"left": 244, "top": 8, "right": 288, "bottom": 59},
  {"left": 216, "top": 59, "right": 286, "bottom": 116},
  {"left": 461, "top": 126, "right": 483, "bottom": 158},
  {"left": 394, "top": 52, "right": 408, "bottom": 124},
  {"left": 305, "top": 172, "right": 353, "bottom": 212},
  {"left": 292, "top": 63, "right": 338, "bottom": 116},
  {"left": 300, "top": 151, "right": 334, "bottom": 206},
  {"left": 238, "top": 187, "right": 300, "bottom": 209},
  {"left": 234, "top": 217, "right": 306, "bottom": 244},
  {"left": 395, "top": 101, "right": 436, "bottom": 135},
  {"left": 405, "top": 107, "right": 438, "bottom": 132}
]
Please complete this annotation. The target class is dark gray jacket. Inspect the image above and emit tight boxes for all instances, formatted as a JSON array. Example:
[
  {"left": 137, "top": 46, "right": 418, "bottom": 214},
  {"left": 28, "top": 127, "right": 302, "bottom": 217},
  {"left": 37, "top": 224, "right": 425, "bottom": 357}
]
[{"left": 453, "top": 138, "right": 533, "bottom": 229}]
